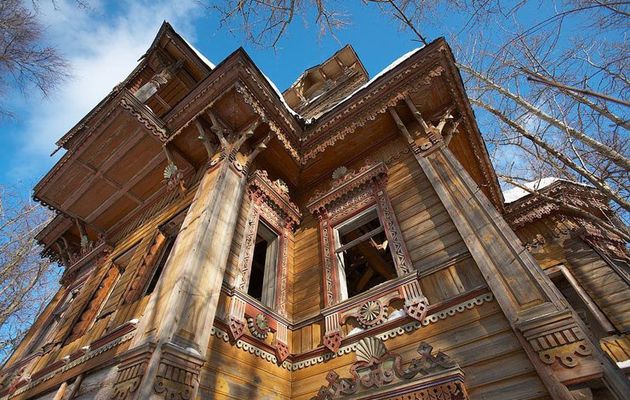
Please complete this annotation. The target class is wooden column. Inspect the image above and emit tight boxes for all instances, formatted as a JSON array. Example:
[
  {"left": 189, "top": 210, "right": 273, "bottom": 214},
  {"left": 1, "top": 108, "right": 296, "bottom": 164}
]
[
  {"left": 412, "top": 146, "right": 629, "bottom": 399},
  {"left": 112, "top": 116, "right": 265, "bottom": 399}
]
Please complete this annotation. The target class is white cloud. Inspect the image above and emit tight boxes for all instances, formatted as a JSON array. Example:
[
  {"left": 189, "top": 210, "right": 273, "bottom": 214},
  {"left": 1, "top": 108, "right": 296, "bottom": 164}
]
[{"left": 5, "top": 0, "right": 204, "bottom": 183}]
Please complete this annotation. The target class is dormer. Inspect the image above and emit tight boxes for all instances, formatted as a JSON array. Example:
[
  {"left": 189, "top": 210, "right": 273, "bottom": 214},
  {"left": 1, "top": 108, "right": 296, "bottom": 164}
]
[{"left": 283, "top": 45, "right": 368, "bottom": 119}]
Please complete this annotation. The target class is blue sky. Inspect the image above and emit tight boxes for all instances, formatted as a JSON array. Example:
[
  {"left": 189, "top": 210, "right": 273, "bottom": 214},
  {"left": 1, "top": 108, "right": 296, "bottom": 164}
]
[{"left": 0, "top": 1, "right": 448, "bottom": 190}]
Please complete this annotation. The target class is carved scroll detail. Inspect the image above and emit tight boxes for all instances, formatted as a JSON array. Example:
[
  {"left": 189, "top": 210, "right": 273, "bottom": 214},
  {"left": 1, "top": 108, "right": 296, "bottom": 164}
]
[{"left": 311, "top": 337, "right": 467, "bottom": 400}]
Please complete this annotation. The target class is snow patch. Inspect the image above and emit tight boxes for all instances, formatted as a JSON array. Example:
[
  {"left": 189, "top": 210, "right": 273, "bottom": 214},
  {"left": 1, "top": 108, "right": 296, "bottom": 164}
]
[
  {"left": 261, "top": 72, "right": 300, "bottom": 117},
  {"left": 502, "top": 177, "right": 592, "bottom": 203},
  {"left": 181, "top": 37, "right": 216, "bottom": 69}
]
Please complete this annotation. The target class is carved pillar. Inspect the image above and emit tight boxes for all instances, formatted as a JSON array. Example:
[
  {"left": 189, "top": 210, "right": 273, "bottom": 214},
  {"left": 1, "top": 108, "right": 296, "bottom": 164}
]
[
  {"left": 413, "top": 145, "right": 629, "bottom": 399},
  {"left": 112, "top": 112, "right": 267, "bottom": 398}
]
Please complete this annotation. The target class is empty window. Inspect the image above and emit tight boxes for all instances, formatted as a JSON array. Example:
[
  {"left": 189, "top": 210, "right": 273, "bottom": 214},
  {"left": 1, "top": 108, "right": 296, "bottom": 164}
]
[
  {"left": 334, "top": 208, "right": 397, "bottom": 300},
  {"left": 144, "top": 237, "right": 175, "bottom": 296},
  {"left": 247, "top": 221, "right": 279, "bottom": 307}
]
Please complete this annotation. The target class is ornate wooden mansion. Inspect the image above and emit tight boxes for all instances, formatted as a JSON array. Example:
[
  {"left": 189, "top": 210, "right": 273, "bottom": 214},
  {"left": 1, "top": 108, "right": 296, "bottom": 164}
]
[{"left": 1, "top": 23, "right": 628, "bottom": 400}]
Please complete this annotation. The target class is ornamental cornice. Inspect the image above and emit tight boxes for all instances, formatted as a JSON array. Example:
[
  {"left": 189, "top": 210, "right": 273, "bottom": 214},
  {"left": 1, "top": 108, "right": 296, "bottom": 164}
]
[
  {"left": 33, "top": 88, "right": 167, "bottom": 199},
  {"left": 301, "top": 61, "right": 446, "bottom": 164},
  {"left": 307, "top": 161, "right": 388, "bottom": 216},
  {"left": 504, "top": 182, "right": 607, "bottom": 228},
  {"left": 210, "top": 292, "right": 494, "bottom": 371},
  {"left": 248, "top": 170, "right": 301, "bottom": 229}
]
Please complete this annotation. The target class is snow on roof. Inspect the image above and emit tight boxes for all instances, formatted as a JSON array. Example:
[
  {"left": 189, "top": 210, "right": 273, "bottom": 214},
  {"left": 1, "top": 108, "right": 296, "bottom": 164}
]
[
  {"left": 261, "top": 72, "right": 300, "bottom": 117},
  {"left": 503, "top": 177, "right": 560, "bottom": 203},
  {"left": 181, "top": 36, "right": 216, "bottom": 69},
  {"left": 170, "top": 23, "right": 299, "bottom": 118},
  {"left": 306, "top": 46, "right": 424, "bottom": 123},
  {"left": 502, "top": 177, "right": 593, "bottom": 203}
]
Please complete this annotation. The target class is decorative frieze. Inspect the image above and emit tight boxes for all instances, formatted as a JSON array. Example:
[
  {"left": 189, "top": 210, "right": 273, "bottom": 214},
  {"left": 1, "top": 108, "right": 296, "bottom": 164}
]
[
  {"left": 311, "top": 337, "right": 468, "bottom": 400},
  {"left": 210, "top": 293, "right": 494, "bottom": 371}
]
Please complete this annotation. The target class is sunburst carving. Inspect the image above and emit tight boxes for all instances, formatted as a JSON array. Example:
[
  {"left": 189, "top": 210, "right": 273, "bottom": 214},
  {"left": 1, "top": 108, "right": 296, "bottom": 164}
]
[{"left": 355, "top": 337, "right": 387, "bottom": 363}]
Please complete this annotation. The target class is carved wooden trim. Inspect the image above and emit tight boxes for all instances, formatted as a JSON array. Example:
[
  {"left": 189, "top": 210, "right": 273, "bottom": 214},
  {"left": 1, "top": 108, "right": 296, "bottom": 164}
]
[
  {"left": 311, "top": 337, "right": 468, "bottom": 400},
  {"left": 307, "top": 161, "right": 419, "bottom": 308},
  {"left": 235, "top": 169, "right": 300, "bottom": 316},
  {"left": 123, "top": 231, "right": 167, "bottom": 305},
  {"left": 66, "top": 263, "right": 121, "bottom": 343}
]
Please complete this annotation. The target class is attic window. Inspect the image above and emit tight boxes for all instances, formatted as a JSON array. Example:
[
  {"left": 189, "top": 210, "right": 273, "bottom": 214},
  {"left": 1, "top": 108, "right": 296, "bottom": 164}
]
[
  {"left": 334, "top": 208, "right": 397, "bottom": 300},
  {"left": 247, "top": 221, "right": 279, "bottom": 307}
]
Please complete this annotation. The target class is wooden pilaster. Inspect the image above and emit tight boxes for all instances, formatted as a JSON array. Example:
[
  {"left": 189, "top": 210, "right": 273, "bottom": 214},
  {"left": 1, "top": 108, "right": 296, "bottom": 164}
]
[
  {"left": 413, "top": 145, "right": 629, "bottom": 399},
  {"left": 111, "top": 114, "right": 265, "bottom": 399}
]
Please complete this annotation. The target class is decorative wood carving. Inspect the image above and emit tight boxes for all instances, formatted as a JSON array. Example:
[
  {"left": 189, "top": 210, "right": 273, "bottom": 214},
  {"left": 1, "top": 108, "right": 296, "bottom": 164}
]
[
  {"left": 112, "top": 350, "right": 150, "bottom": 399},
  {"left": 66, "top": 263, "right": 120, "bottom": 342},
  {"left": 247, "top": 314, "right": 270, "bottom": 340},
  {"left": 401, "top": 280, "right": 429, "bottom": 322},
  {"left": 323, "top": 313, "right": 343, "bottom": 353},
  {"left": 153, "top": 350, "right": 201, "bottom": 400},
  {"left": 311, "top": 337, "right": 468, "bottom": 400},
  {"left": 228, "top": 296, "right": 246, "bottom": 342},
  {"left": 307, "top": 161, "right": 419, "bottom": 308},
  {"left": 356, "top": 300, "right": 388, "bottom": 329},
  {"left": 518, "top": 311, "right": 596, "bottom": 370},
  {"left": 274, "top": 321, "right": 290, "bottom": 364},
  {"left": 123, "top": 231, "right": 167, "bottom": 305},
  {"left": 234, "top": 169, "right": 300, "bottom": 316}
]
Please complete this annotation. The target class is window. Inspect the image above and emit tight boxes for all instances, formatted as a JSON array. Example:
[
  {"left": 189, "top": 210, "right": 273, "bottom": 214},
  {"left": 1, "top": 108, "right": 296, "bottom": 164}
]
[
  {"left": 144, "top": 236, "right": 175, "bottom": 296},
  {"left": 247, "top": 220, "right": 280, "bottom": 307},
  {"left": 547, "top": 264, "right": 615, "bottom": 341},
  {"left": 334, "top": 208, "right": 397, "bottom": 300}
]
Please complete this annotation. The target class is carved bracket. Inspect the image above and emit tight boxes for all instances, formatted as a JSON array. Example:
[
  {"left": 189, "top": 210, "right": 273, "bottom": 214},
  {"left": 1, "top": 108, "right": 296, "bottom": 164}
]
[
  {"left": 401, "top": 280, "right": 429, "bottom": 322},
  {"left": 228, "top": 296, "right": 246, "bottom": 342},
  {"left": 112, "top": 344, "right": 155, "bottom": 400},
  {"left": 153, "top": 344, "right": 204, "bottom": 400},
  {"left": 275, "top": 322, "right": 290, "bottom": 364},
  {"left": 517, "top": 311, "right": 602, "bottom": 383},
  {"left": 323, "top": 313, "right": 343, "bottom": 353}
]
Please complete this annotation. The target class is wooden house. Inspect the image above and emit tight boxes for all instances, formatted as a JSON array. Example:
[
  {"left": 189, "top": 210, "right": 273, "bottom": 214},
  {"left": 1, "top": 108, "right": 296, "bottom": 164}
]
[{"left": 1, "top": 22, "right": 628, "bottom": 400}]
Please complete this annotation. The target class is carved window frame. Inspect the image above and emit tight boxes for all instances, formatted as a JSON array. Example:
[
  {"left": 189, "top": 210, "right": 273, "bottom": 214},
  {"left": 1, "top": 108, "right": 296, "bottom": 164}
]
[
  {"left": 307, "top": 162, "right": 414, "bottom": 307},
  {"left": 234, "top": 170, "right": 301, "bottom": 315}
]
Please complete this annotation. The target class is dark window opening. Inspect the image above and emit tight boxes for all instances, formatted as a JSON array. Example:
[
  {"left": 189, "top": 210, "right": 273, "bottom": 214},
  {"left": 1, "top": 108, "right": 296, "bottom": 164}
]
[
  {"left": 335, "top": 208, "right": 397, "bottom": 299},
  {"left": 144, "top": 210, "right": 186, "bottom": 297},
  {"left": 247, "top": 221, "right": 279, "bottom": 307},
  {"left": 145, "top": 238, "right": 176, "bottom": 296},
  {"left": 551, "top": 272, "right": 610, "bottom": 341}
]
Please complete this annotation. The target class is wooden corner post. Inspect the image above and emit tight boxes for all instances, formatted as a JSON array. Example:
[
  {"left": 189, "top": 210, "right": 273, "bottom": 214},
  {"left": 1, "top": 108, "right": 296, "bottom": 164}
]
[{"left": 111, "top": 115, "right": 271, "bottom": 400}]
